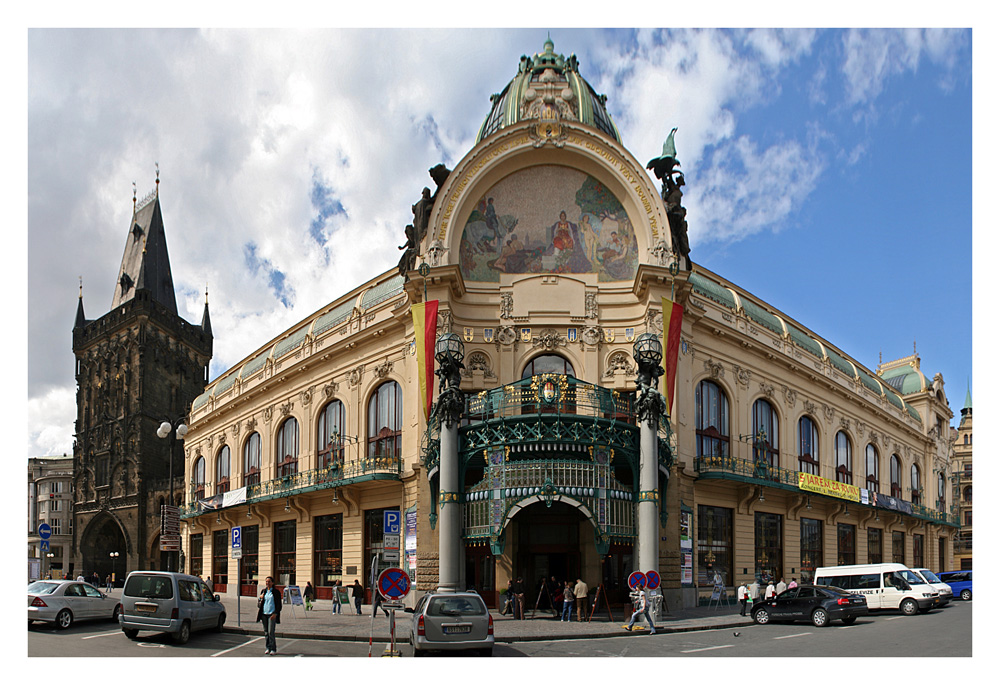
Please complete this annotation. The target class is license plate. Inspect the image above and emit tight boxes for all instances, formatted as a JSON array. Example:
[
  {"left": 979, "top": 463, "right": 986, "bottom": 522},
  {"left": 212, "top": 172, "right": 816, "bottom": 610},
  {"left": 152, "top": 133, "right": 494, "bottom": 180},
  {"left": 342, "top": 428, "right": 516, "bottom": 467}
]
[
  {"left": 443, "top": 625, "right": 471, "bottom": 634},
  {"left": 135, "top": 603, "right": 157, "bottom": 614}
]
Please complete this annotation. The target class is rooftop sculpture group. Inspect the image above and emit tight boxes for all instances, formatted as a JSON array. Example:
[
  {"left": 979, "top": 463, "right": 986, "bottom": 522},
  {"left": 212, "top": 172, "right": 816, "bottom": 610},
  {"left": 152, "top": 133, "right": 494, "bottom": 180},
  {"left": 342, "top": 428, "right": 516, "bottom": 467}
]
[
  {"left": 646, "top": 128, "right": 691, "bottom": 271},
  {"left": 398, "top": 164, "right": 451, "bottom": 279}
]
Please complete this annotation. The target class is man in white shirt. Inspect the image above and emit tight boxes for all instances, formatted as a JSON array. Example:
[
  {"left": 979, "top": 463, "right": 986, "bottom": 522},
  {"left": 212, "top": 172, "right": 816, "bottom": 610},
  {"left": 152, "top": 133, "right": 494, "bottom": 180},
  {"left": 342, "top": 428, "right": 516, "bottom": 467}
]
[
  {"left": 776, "top": 577, "right": 787, "bottom": 596},
  {"left": 625, "top": 589, "right": 656, "bottom": 634}
]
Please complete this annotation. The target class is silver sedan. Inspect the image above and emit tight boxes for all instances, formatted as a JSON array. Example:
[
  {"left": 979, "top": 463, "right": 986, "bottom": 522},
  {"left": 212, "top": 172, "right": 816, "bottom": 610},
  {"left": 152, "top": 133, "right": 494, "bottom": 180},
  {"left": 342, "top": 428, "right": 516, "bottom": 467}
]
[
  {"left": 28, "top": 580, "right": 123, "bottom": 629},
  {"left": 406, "top": 592, "right": 494, "bottom": 657}
]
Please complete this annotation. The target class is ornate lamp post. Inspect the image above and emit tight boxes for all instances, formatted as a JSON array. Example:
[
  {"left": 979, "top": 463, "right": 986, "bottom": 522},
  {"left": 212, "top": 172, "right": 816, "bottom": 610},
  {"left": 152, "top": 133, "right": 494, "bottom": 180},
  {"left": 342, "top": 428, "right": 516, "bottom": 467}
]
[
  {"left": 435, "top": 332, "right": 465, "bottom": 593},
  {"left": 157, "top": 417, "right": 188, "bottom": 572},
  {"left": 109, "top": 551, "right": 120, "bottom": 588},
  {"left": 632, "top": 333, "right": 665, "bottom": 585}
]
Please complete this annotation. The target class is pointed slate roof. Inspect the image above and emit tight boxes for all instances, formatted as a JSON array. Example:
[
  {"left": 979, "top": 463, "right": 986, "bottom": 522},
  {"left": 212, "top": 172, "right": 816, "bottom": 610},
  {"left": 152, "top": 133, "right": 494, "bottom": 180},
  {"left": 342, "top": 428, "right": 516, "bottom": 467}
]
[
  {"left": 74, "top": 291, "right": 87, "bottom": 330},
  {"left": 111, "top": 191, "right": 177, "bottom": 315}
]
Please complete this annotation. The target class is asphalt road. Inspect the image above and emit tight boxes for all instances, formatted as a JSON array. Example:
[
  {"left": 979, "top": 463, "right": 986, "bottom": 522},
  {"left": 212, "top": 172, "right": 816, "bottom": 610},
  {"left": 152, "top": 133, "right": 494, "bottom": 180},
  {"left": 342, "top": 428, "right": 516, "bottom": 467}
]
[{"left": 28, "top": 600, "right": 972, "bottom": 658}]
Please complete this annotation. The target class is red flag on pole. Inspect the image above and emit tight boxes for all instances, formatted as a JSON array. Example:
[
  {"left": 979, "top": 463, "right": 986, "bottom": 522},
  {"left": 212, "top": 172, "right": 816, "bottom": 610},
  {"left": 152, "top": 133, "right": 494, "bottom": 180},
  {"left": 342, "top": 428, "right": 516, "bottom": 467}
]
[
  {"left": 661, "top": 296, "right": 684, "bottom": 414},
  {"left": 411, "top": 300, "right": 439, "bottom": 420}
]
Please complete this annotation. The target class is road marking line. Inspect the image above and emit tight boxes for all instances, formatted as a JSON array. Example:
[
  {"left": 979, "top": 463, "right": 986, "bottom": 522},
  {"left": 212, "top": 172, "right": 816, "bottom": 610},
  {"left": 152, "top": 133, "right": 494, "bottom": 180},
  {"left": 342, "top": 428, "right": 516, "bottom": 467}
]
[
  {"left": 680, "top": 645, "right": 733, "bottom": 653},
  {"left": 211, "top": 635, "right": 264, "bottom": 657},
  {"left": 773, "top": 632, "right": 812, "bottom": 639},
  {"left": 81, "top": 630, "right": 124, "bottom": 639},
  {"left": 886, "top": 616, "right": 906, "bottom": 620}
]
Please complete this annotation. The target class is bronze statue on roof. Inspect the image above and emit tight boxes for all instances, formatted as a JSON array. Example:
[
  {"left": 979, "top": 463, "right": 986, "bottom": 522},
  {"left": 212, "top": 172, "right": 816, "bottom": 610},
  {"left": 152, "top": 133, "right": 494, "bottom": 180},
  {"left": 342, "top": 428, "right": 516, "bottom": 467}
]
[{"left": 647, "top": 128, "right": 691, "bottom": 271}]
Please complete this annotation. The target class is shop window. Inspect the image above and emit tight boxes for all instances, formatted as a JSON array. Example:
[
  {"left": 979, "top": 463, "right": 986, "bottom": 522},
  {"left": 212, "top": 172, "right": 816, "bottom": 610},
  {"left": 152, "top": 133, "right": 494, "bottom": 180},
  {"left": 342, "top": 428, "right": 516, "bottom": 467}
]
[
  {"left": 800, "top": 518, "right": 823, "bottom": 583},
  {"left": 189, "top": 533, "right": 204, "bottom": 578},
  {"left": 754, "top": 512, "right": 783, "bottom": 584},
  {"left": 273, "top": 520, "right": 296, "bottom": 587},
  {"left": 892, "top": 531, "right": 905, "bottom": 564},
  {"left": 837, "top": 523, "right": 856, "bottom": 565},
  {"left": 314, "top": 514, "right": 343, "bottom": 592},
  {"left": 212, "top": 529, "right": 229, "bottom": 589},
  {"left": 912, "top": 534, "right": 924, "bottom": 568},
  {"left": 697, "top": 505, "right": 733, "bottom": 588},
  {"left": 239, "top": 525, "right": 259, "bottom": 596},
  {"left": 867, "top": 528, "right": 883, "bottom": 564}
]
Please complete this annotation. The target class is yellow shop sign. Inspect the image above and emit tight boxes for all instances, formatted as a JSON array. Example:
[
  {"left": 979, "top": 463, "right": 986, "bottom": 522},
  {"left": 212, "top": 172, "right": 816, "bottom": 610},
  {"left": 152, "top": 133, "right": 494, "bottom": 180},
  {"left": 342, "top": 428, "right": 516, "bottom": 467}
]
[{"left": 797, "top": 472, "right": 860, "bottom": 502}]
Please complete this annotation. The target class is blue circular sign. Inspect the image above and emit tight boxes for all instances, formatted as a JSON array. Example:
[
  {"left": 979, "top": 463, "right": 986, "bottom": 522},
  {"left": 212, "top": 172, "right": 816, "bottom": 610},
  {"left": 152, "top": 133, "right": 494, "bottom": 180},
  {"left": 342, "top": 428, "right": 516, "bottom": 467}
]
[
  {"left": 645, "top": 570, "right": 661, "bottom": 590},
  {"left": 628, "top": 571, "right": 647, "bottom": 590},
  {"left": 377, "top": 567, "right": 411, "bottom": 600},
  {"left": 37, "top": 523, "right": 52, "bottom": 540}
]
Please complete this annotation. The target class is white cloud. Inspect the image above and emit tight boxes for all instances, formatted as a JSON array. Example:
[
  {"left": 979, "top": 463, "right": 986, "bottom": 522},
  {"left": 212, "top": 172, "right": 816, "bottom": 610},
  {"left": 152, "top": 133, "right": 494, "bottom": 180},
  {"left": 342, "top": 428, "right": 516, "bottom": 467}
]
[{"left": 27, "top": 386, "right": 76, "bottom": 457}]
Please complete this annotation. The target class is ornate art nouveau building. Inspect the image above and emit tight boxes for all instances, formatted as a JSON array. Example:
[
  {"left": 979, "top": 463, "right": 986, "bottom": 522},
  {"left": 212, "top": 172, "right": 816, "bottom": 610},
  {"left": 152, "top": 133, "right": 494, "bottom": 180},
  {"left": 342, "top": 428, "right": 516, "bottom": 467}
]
[{"left": 179, "top": 39, "right": 958, "bottom": 609}]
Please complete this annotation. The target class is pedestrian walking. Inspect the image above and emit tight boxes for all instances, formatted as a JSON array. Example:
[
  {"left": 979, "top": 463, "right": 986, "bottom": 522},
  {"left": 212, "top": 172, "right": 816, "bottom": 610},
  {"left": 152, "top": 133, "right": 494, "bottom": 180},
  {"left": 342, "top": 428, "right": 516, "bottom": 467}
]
[
  {"left": 573, "top": 577, "right": 589, "bottom": 622},
  {"left": 748, "top": 577, "right": 760, "bottom": 604},
  {"left": 775, "top": 577, "right": 787, "bottom": 596},
  {"left": 352, "top": 579, "right": 364, "bottom": 615},
  {"left": 512, "top": 577, "right": 526, "bottom": 620},
  {"left": 500, "top": 580, "right": 514, "bottom": 616},
  {"left": 561, "top": 581, "right": 574, "bottom": 621},
  {"left": 372, "top": 588, "right": 389, "bottom": 617},
  {"left": 106, "top": 574, "right": 113, "bottom": 592},
  {"left": 765, "top": 579, "right": 776, "bottom": 600},
  {"left": 625, "top": 589, "right": 656, "bottom": 634},
  {"left": 303, "top": 581, "right": 314, "bottom": 611},
  {"left": 331, "top": 580, "right": 342, "bottom": 614},
  {"left": 737, "top": 580, "right": 749, "bottom": 616},
  {"left": 256, "top": 576, "right": 282, "bottom": 655}
]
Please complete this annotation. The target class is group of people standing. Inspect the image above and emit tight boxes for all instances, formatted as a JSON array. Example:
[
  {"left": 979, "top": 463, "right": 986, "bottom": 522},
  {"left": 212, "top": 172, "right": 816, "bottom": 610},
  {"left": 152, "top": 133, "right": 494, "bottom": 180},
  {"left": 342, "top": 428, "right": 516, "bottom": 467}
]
[
  {"left": 501, "top": 576, "right": 591, "bottom": 622},
  {"left": 737, "top": 576, "right": 796, "bottom": 615}
]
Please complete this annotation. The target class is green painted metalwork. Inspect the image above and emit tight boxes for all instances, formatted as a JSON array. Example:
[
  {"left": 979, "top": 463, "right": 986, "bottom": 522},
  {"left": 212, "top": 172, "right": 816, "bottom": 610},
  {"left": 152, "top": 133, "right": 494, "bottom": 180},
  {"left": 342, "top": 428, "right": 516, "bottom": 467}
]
[
  {"left": 179, "top": 454, "right": 402, "bottom": 518},
  {"left": 694, "top": 455, "right": 959, "bottom": 527}
]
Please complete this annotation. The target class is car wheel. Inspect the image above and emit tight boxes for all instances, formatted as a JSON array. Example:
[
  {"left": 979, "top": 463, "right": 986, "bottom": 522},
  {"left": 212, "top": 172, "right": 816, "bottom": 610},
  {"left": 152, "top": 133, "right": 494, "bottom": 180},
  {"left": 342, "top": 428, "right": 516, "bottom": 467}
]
[
  {"left": 841, "top": 616, "right": 857, "bottom": 625},
  {"left": 123, "top": 628, "right": 139, "bottom": 640},
  {"left": 171, "top": 620, "right": 191, "bottom": 645},
  {"left": 112, "top": 604, "right": 123, "bottom": 621},
  {"left": 752, "top": 608, "right": 770, "bottom": 625},
  {"left": 56, "top": 609, "right": 73, "bottom": 630},
  {"left": 215, "top": 613, "right": 226, "bottom": 633},
  {"left": 961, "top": 589, "right": 972, "bottom": 601},
  {"left": 900, "top": 599, "right": 918, "bottom": 616},
  {"left": 811, "top": 608, "right": 830, "bottom": 627}
]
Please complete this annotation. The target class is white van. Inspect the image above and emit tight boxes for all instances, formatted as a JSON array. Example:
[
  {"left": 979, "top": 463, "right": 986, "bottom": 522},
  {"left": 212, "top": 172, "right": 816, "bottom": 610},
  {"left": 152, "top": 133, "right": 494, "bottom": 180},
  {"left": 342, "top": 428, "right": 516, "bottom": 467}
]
[
  {"left": 911, "top": 568, "right": 953, "bottom": 606},
  {"left": 814, "top": 563, "right": 941, "bottom": 615}
]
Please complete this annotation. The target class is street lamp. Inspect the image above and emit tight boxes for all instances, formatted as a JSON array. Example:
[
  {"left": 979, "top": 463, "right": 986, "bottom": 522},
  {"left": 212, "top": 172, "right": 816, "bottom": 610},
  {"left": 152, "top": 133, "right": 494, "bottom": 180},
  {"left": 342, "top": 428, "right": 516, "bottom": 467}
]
[
  {"left": 109, "top": 551, "right": 120, "bottom": 587},
  {"left": 157, "top": 417, "right": 188, "bottom": 571}
]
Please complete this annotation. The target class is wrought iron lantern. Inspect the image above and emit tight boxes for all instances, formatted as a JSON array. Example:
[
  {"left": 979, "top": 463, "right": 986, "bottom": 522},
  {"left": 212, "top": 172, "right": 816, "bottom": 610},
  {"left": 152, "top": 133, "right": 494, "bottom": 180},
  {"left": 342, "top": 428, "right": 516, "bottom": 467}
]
[
  {"left": 632, "top": 332, "right": 663, "bottom": 369},
  {"left": 435, "top": 332, "right": 465, "bottom": 366}
]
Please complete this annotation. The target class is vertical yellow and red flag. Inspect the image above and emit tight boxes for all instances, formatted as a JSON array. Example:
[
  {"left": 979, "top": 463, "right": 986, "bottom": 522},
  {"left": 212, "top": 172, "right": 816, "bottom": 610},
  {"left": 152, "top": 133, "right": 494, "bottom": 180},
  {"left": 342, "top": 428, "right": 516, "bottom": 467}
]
[
  {"left": 411, "top": 300, "right": 439, "bottom": 420},
  {"left": 661, "top": 296, "right": 684, "bottom": 413}
]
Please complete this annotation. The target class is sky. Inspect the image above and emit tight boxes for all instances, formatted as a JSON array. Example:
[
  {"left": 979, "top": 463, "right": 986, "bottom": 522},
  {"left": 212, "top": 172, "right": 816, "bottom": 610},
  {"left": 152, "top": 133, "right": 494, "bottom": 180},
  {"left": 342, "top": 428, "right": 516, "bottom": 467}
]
[{"left": 23, "top": 25, "right": 975, "bottom": 461}]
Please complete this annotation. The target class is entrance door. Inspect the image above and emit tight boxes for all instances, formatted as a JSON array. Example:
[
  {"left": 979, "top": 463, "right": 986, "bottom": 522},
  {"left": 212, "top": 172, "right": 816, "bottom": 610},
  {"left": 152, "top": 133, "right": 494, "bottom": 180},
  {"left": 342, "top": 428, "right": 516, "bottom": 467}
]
[
  {"left": 465, "top": 546, "right": 496, "bottom": 607},
  {"left": 511, "top": 501, "right": 586, "bottom": 612}
]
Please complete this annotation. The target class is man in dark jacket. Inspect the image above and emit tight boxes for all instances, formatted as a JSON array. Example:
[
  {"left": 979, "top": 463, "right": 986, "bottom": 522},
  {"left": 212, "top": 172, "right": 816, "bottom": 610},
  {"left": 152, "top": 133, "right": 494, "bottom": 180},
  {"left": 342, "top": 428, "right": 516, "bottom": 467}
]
[
  {"left": 256, "top": 576, "right": 282, "bottom": 655},
  {"left": 352, "top": 579, "right": 364, "bottom": 615}
]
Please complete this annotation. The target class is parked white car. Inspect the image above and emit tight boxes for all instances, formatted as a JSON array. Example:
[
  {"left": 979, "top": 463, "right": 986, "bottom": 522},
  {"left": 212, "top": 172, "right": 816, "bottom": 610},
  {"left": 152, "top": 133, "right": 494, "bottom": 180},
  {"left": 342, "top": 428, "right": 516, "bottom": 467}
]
[{"left": 28, "top": 580, "right": 123, "bottom": 629}]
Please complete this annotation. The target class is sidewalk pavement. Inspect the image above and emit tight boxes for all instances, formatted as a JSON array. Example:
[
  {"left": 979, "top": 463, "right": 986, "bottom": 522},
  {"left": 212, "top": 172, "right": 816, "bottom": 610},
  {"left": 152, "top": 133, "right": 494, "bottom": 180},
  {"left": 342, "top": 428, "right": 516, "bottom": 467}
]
[{"left": 214, "top": 596, "right": 754, "bottom": 644}]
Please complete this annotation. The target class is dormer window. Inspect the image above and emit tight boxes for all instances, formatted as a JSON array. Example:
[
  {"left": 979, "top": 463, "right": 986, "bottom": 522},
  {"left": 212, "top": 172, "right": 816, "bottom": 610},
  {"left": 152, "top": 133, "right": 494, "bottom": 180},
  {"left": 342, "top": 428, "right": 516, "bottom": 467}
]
[{"left": 119, "top": 272, "right": 133, "bottom": 294}]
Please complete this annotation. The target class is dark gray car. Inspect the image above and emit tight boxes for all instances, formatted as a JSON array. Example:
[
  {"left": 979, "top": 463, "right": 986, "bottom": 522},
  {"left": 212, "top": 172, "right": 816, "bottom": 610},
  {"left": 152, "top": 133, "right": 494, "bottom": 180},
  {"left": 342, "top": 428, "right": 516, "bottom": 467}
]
[{"left": 118, "top": 571, "right": 226, "bottom": 644}]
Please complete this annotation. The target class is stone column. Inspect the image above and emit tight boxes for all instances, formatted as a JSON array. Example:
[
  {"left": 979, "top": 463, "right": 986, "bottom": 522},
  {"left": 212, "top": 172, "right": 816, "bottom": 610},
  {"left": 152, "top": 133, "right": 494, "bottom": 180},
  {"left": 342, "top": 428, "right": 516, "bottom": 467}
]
[{"left": 434, "top": 333, "right": 465, "bottom": 594}]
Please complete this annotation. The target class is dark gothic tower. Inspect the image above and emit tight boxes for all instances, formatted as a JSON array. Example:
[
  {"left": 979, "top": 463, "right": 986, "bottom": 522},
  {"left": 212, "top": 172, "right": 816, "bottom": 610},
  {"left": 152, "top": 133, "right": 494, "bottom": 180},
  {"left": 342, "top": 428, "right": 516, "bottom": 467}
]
[{"left": 71, "top": 176, "right": 213, "bottom": 579}]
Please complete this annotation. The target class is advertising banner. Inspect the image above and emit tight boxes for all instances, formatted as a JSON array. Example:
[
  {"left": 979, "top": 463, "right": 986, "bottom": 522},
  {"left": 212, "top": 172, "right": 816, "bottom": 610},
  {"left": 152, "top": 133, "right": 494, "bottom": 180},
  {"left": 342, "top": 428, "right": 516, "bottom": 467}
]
[{"left": 797, "top": 472, "right": 860, "bottom": 502}]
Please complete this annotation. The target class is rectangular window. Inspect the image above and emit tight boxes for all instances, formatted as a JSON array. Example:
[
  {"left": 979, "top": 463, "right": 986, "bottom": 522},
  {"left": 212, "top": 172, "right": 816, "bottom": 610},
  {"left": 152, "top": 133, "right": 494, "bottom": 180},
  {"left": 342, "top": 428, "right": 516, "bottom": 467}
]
[
  {"left": 892, "top": 531, "right": 905, "bottom": 564},
  {"left": 212, "top": 529, "right": 229, "bottom": 588},
  {"left": 867, "top": 528, "right": 883, "bottom": 564},
  {"left": 912, "top": 534, "right": 924, "bottom": 568},
  {"left": 49, "top": 518, "right": 62, "bottom": 535},
  {"left": 363, "top": 508, "right": 388, "bottom": 592},
  {"left": 800, "top": 518, "right": 823, "bottom": 583},
  {"left": 50, "top": 499, "right": 61, "bottom": 512},
  {"left": 754, "top": 512, "right": 783, "bottom": 584},
  {"left": 837, "top": 523, "right": 856, "bottom": 565},
  {"left": 938, "top": 537, "right": 946, "bottom": 570},
  {"left": 240, "top": 525, "right": 259, "bottom": 596},
  {"left": 52, "top": 481, "right": 66, "bottom": 493},
  {"left": 697, "top": 505, "right": 734, "bottom": 588},
  {"left": 315, "top": 514, "right": 343, "bottom": 588},
  {"left": 189, "top": 533, "right": 204, "bottom": 578},
  {"left": 273, "top": 520, "right": 296, "bottom": 587}
]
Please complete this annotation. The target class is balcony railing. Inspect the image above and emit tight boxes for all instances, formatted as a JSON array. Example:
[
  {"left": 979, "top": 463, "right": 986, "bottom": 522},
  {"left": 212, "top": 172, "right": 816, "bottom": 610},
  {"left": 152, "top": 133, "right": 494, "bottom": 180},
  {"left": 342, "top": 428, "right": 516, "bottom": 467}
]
[
  {"left": 180, "top": 454, "right": 401, "bottom": 517},
  {"left": 694, "top": 454, "right": 960, "bottom": 527}
]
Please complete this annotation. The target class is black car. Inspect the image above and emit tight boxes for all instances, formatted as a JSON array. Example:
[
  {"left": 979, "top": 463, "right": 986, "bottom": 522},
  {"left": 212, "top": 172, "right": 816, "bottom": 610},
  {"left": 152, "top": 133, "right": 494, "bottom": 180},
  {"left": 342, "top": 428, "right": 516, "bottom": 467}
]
[{"left": 750, "top": 584, "right": 868, "bottom": 627}]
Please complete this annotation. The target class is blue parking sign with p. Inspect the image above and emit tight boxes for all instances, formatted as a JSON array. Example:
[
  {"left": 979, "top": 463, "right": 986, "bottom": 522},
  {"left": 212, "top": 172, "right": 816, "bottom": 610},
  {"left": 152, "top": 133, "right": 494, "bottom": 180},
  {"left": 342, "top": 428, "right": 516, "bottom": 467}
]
[
  {"left": 232, "top": 526, "right": 241, "bottom": 550},
  {"left": 384, "top": 510, "right": 400, "bottom": 535}
]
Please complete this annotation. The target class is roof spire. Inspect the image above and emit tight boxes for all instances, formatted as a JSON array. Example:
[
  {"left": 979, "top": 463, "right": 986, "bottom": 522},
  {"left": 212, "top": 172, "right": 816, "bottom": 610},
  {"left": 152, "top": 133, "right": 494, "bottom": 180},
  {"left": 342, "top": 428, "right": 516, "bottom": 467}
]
[
  {"left": 201, "top": 283, "right": 212, "bottom": 336},
  {"left": 74, "top": 276, "right": 87, "bottom": 330},
  {"left": 155, "top": 162, "right": 160, "bottom": 196}
]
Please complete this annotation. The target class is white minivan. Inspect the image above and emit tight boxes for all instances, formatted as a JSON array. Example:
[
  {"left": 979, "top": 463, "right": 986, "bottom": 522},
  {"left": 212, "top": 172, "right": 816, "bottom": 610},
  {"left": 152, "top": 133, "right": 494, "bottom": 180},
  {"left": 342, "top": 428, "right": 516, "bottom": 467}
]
[
  {"left": 814, "top": 563, "right": 941, "bottom": 615},
  {"left": 911, "top": 568, "right": 953, "bottom": 606}
]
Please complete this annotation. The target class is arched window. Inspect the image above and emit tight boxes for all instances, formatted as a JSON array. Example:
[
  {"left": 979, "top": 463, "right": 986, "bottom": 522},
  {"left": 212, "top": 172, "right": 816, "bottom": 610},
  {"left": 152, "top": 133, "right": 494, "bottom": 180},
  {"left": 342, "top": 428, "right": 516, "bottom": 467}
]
[
  {"left": 798, "top": 416, "right": 819, "bottom": 475},
  {"left": 368, "top": 381, "right": 402, "bottom": 459},
  {"left": 865, "top": 444, "right": 879, "bottom": 493},
  {"left": 277, "top": 417, "right": 299, "bottom": 477},
  {"left": 937, "top": 472, "right": 946, "bottom": 512},
  {"left": 244, "top": 432, "right": 261, "bottom": 487},
  {"left": 890, "top": 454, "right": 902, "bottom": 498},
  {"left": 216, "top": 446, "right": 231, "bottom": 495},
  {"left": 910, "top": 464, "right": 922, "bottom": 505},
  {"left": 751, "top": 399, "right": 779, "bottom": 468},
  {"left": 521, "top": 354, "right": 575, "bottom": 378},
  {"left": 835, "top": 431, "right": 852, "bottom": 484},
  {"left": 192, "top": 456, "right": 206, "bottom": 501},
  {"left": 695, "top": 380, "right": 729, "bottom": 460},
  {"left": 318, "top": 399, "right": 346, "bottom": 469},
  {"left": 963, "top": 485, "right": 972, "bottom": 504}
]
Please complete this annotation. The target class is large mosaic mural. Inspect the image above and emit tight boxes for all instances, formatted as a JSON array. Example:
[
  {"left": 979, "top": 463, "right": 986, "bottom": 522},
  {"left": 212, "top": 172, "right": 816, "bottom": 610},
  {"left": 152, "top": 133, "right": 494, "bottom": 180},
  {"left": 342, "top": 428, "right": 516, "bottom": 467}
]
[{"left": 458, "top": 166, "right": 639, "bottom": 282}]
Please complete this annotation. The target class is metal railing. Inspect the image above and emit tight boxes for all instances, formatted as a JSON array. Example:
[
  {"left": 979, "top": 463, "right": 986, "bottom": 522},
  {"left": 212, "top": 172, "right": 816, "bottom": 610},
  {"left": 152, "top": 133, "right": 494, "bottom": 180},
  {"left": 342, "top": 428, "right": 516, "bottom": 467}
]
[{"left": 180, "top": 454, "right": 402, "bottom": 517}]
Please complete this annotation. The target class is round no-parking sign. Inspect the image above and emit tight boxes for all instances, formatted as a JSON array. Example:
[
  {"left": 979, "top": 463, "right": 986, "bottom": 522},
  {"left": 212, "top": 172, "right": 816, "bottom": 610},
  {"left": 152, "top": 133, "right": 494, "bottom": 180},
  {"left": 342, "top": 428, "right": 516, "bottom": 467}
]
[
  {"left": 645, "top": 570, "right": 661, "bottom": 590},
  {"left": 377, "top": 567, "right": 411, "bottom": 600},
  {"left": 628, "top": 571, "right": 647, "bottom": 590}
]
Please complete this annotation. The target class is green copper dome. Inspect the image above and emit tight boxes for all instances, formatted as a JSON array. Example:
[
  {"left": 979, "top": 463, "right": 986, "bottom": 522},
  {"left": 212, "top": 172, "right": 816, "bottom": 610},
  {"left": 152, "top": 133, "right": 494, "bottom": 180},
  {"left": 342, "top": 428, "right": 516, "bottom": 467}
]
[
  {"left": 880, "top": 363, "right": 931, "bottom": 395},
  {"left": 476, "top": 38, "right": 621, "bottom": 144}
]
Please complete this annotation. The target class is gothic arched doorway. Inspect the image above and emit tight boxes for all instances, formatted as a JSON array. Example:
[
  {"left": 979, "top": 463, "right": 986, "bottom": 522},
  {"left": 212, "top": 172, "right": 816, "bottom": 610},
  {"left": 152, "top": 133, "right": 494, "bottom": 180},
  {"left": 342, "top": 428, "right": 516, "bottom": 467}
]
[{"left": 80, "top": 513, "right": 128, "bottom": 585}]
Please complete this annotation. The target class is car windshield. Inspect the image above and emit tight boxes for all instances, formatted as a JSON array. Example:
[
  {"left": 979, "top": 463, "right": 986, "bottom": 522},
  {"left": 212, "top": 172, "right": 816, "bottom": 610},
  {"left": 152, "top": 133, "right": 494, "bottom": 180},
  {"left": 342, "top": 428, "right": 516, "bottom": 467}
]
[
  {"left": 27, "top": 582, "right": 60, "bottom": 595},
  {"left": 918, "top": 570, "right": 942, "bottom": 583},
  {"left": 123, "top": 574, "right": 174, "bottom": 599},
  {"left": 898, "top": 570, "right": 922, "bottom": 585},
  {"left": 427, "top": 596, "right": 486, "bottom": 616}
]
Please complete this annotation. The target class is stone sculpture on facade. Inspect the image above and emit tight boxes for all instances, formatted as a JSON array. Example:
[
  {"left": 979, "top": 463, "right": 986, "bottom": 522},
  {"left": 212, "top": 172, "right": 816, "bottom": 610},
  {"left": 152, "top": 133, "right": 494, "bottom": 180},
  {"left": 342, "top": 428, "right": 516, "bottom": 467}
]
[{"left": 398, "top": 164, "right": 452, "bottom": 280}]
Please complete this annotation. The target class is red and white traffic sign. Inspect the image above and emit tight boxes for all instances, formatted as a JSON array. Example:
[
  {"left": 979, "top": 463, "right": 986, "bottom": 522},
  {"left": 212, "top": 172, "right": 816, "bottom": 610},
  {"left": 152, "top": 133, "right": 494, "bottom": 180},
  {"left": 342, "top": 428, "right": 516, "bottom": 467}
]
[{"left": 377, "top": 567, "right": 411, "bottom": 600}]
